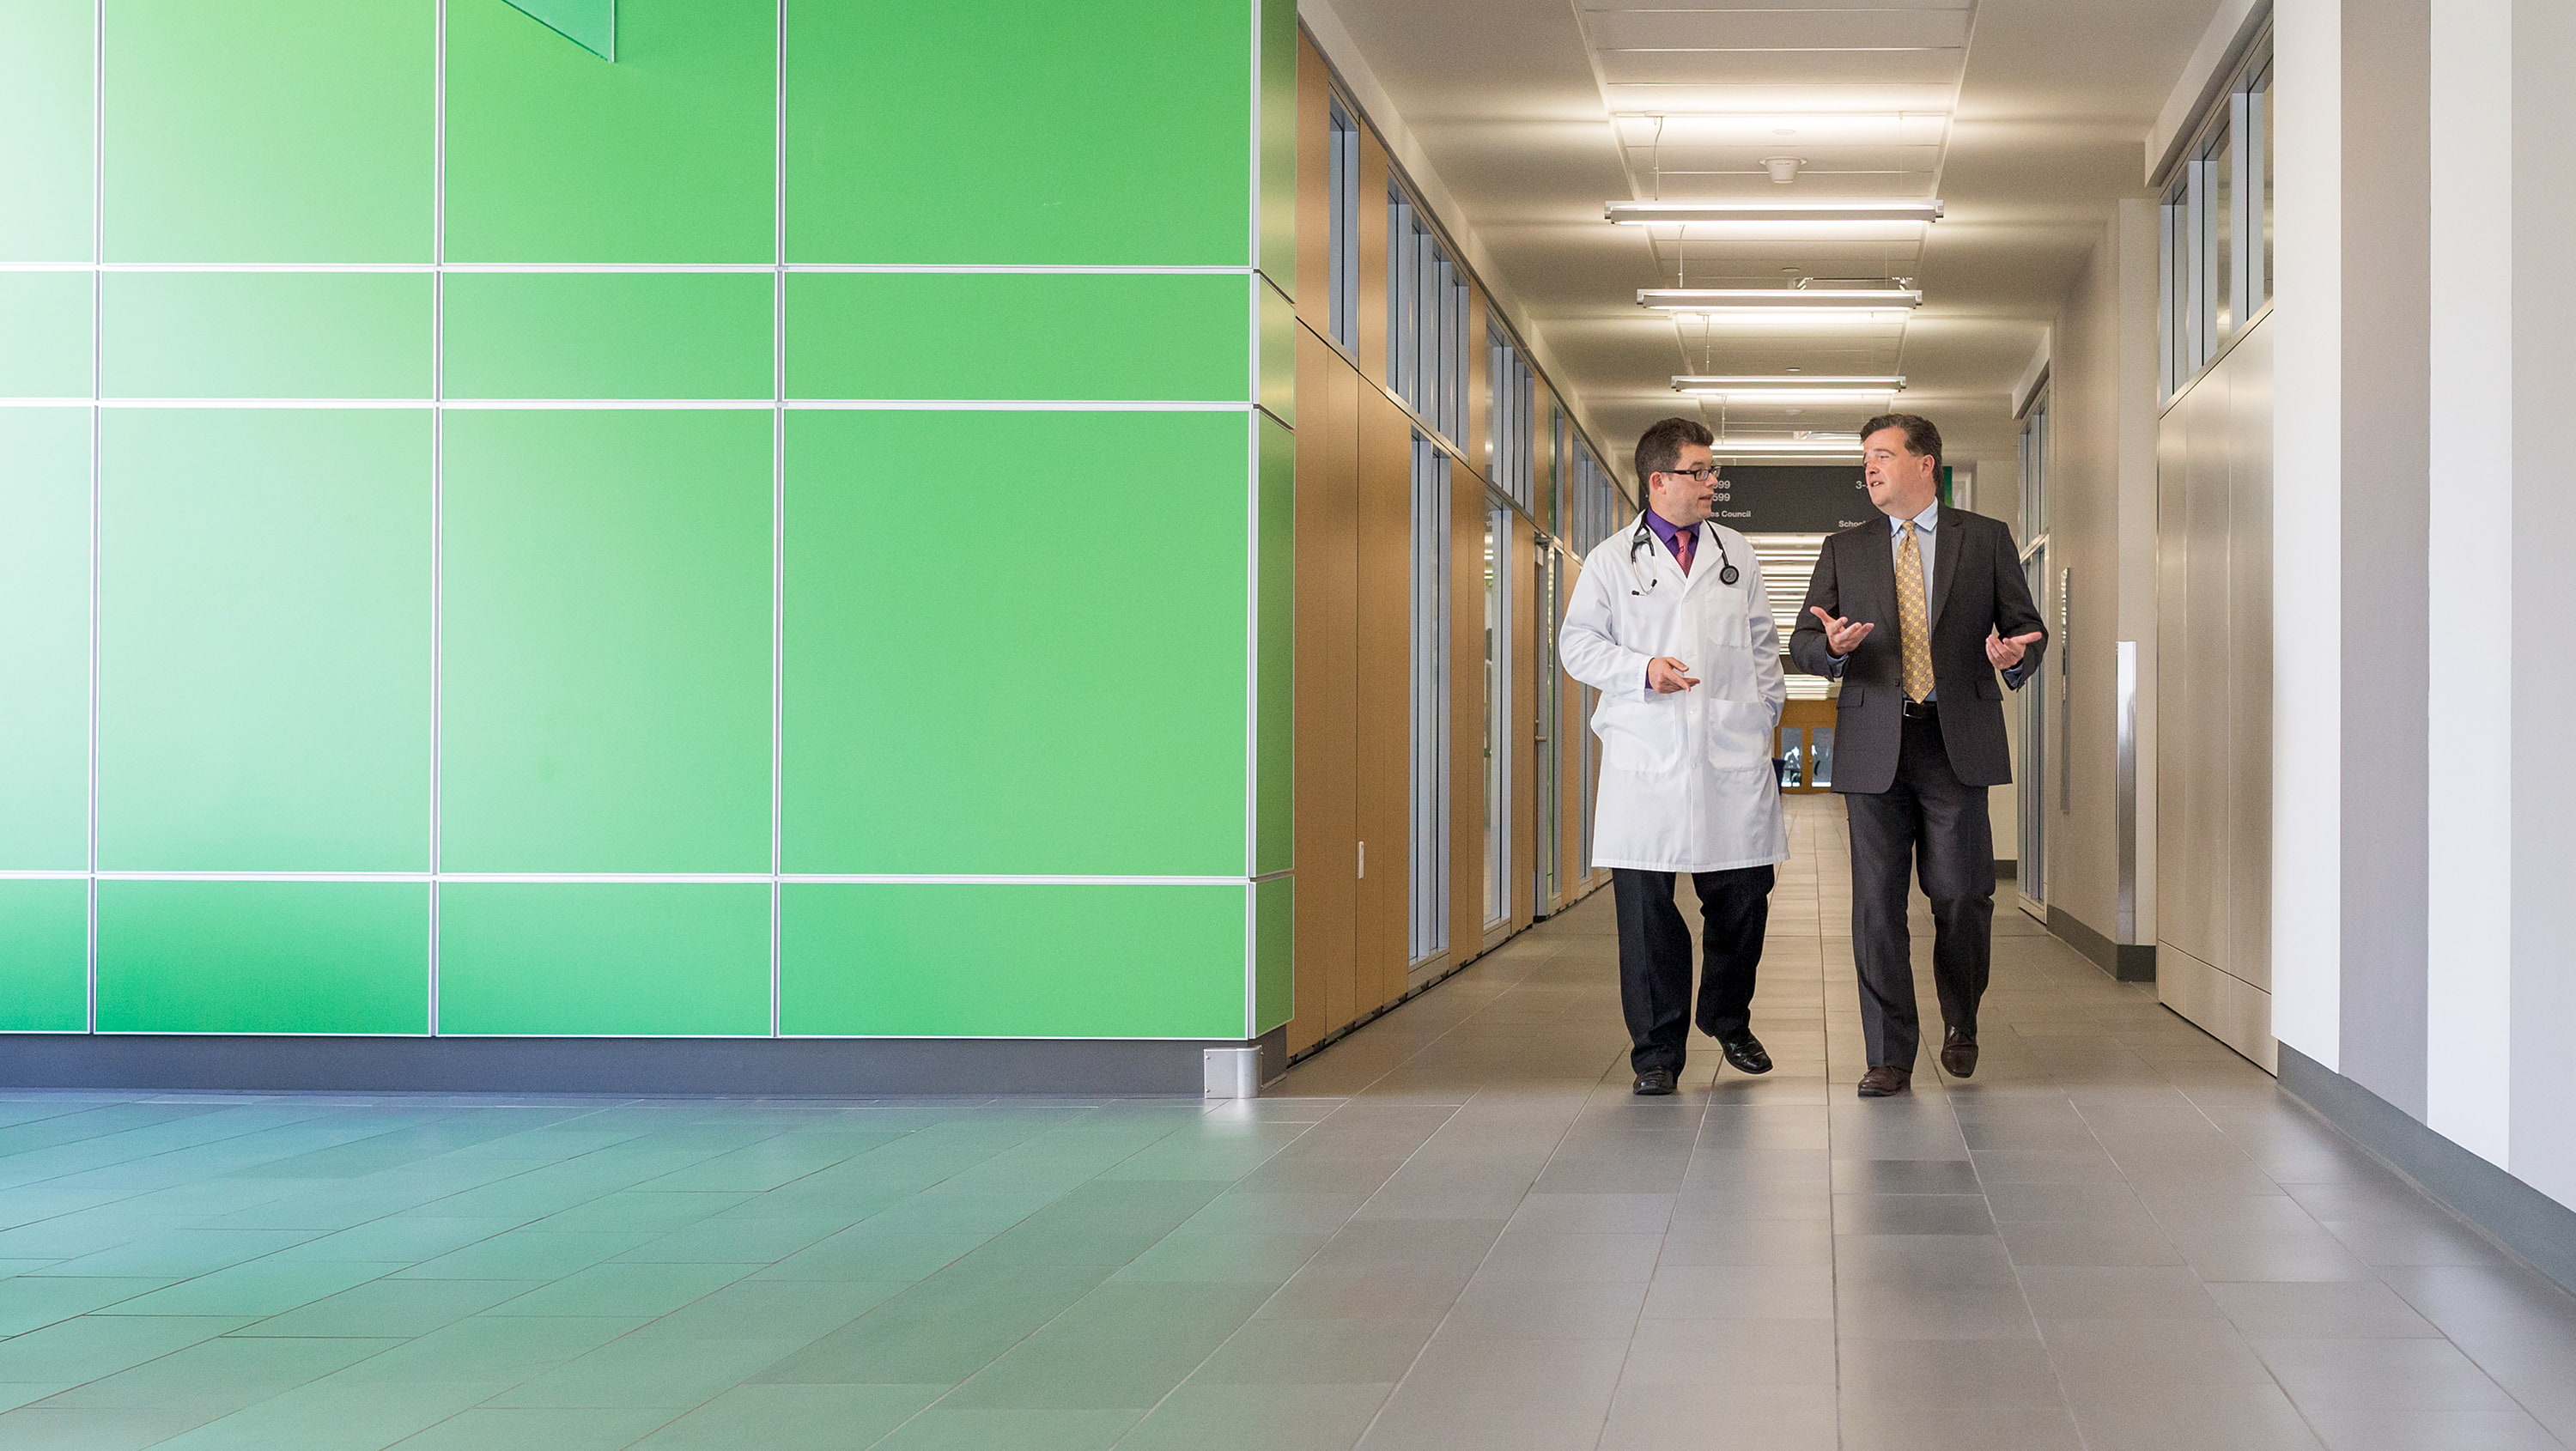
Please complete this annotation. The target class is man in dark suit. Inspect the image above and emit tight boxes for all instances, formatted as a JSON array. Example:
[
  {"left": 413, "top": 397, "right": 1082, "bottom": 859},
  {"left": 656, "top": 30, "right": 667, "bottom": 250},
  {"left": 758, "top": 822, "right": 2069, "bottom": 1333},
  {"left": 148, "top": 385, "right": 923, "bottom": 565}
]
[{"left": 1789, "top": 415, "right": 2046, "bottom": 1097}]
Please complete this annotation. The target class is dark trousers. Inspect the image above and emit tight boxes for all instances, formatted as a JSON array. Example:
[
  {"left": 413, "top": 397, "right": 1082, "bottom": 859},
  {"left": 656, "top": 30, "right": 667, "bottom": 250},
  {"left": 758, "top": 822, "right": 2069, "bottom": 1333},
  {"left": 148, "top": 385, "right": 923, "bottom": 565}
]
[
  {"left": 1844, "top": 713, "right": 1996, "bottom": 1068},
  {"left": 1612, "top": 864, "right": 1774, "bottom": 1074}
]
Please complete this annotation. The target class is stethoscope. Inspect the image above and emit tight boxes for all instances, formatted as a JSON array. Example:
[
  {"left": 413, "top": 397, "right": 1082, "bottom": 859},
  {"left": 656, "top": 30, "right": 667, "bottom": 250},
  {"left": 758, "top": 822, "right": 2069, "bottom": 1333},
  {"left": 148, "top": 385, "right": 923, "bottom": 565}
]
[{"left": 1625, "top": 516, "right": 1739, "bottom": 594}]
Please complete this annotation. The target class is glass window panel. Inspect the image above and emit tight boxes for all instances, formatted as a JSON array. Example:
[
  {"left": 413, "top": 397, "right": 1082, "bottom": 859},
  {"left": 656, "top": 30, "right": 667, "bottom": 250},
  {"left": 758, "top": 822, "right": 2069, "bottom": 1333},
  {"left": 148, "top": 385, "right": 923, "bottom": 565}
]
[
  {"left": 1484, "top": 505, "right": 1510, "bottom": 925},
  {"left": 2209, "top": 121, "right": 2234, "bottom": 340},
  {"left": 1409, "top": 434, "right": 1451, "bottom": 962}
]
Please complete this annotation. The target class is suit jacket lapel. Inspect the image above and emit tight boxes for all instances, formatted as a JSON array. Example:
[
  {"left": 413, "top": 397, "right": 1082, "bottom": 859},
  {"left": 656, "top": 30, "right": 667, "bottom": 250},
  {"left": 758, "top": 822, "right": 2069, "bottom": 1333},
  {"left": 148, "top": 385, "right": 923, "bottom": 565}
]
[
  {"left": 1858, "top": 523, "right": 1899, "bottom": 634},
  {"left": 1926, "top": 512, "right": 1962, "bottom": 632}
]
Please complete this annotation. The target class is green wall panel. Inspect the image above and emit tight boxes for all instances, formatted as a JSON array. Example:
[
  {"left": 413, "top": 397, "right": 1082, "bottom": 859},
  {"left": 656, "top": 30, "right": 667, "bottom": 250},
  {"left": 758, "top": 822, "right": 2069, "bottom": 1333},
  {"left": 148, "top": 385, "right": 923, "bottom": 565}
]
[
  {"left": 440, "top": 410, "right": 771, "bottom": 872},
  {"left": 1255, "top": 413, "right": 1293, "bottom": 877},
  {"left": 780, "top": 883, "right": 1244, "bottom": 1038},
  {"left": 442, "top": 272, "right": 772, "bottom": 399},
  {"left": 0, "top": 273, "right": 92, "bottom": 398},
  {"left": 0, "top": 879, "right": 86, "bottom": 1033},
  {"left": 437, "top": 883, "right": 770, "bottom": 1035},
  {"left": 103, "top": 272, "right": 432, "bottom": 399},
  {"left": 0, "top": 0, "right": 94, "bottom": 262},
  {"left": 96, "top": 879, "right": 428, "bottom": 1035},
  {"left": 784, "top": 0, "right": 1249, "bottom": 265},
  {"left": 1259, "top": 0, "right": 1296, "bottom": 294},
  {"left": 1253, "top": 875, "right": 1291, "bottom": 1036},
  {"left": 445, "top": 0, "right": 775, "bottom": 263},
  {"left": 99, "top": 410, "right": 432, "bottom": 871},
  {"left": 103, "top": 0, "right": 432, "bottom": 263},
  {"left": 781, "top": 410, "right": 1245, "bottom": 875},
  {"left": 0, "top": 410, "right": 91, "bottom": 871},
  {"left": 785, "top": 273, "right": 1248, "bottom": 403}
]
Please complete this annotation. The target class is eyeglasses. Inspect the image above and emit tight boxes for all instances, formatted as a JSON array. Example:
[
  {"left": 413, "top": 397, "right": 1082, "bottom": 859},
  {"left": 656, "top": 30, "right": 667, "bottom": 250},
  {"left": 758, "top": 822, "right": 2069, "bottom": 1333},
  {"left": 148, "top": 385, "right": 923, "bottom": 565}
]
[{"left": 1658, "top": 465, "right": 1722, "bottom": 482}]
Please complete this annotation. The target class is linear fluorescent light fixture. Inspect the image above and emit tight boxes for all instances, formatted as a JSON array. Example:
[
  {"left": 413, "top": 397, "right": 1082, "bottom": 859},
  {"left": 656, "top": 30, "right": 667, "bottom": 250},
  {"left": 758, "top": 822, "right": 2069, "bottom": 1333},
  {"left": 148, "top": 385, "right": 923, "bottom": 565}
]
[
  {"left": 1607, "top": 200, "right": 1943, "bottom": 225},
  {"left": 1641, "top": 288, "right": 1920, "bottom": 312},
  {"left": 1709, "top": 438, "right": 1868, "bottom": 455},
  {"left": 1674, "top": 375, "right": 1906, "bottom": 391}
]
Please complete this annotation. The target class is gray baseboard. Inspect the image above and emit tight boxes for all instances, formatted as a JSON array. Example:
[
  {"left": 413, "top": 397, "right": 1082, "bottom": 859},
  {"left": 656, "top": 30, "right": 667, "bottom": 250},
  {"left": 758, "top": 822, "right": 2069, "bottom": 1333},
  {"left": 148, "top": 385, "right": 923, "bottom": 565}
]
[
  {"left": 2045, "top": 904, "right": 2157, "bottom": 981},
  {"left": 0, "top": 1029, "right": 1288, "bottom": 1098},
  {"left": 2280, "top": 1045, "right": 2576, "bottom": 1299}
]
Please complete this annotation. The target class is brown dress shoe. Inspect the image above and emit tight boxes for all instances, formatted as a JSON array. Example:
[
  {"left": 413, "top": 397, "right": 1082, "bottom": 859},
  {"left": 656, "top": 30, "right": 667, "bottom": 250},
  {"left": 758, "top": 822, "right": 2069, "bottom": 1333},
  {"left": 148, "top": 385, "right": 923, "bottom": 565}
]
[
  {"left": 1857, "top": 1065, "right": 1912, "bottom": 1097},
  {"left": 1939, "top": 1029, "right": 1979, "bottom": 1078}
]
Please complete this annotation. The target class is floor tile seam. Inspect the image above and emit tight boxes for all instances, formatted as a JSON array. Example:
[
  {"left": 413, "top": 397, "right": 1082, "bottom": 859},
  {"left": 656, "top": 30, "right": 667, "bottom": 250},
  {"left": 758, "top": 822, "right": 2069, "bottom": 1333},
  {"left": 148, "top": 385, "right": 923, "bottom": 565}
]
[{"left": 1333, "top": 1061, "right": 1607, "bottom": 1451}]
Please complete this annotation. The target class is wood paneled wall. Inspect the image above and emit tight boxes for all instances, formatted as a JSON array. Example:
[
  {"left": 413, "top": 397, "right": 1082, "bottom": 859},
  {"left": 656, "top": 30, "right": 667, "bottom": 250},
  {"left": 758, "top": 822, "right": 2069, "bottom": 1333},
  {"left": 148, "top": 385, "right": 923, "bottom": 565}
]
[{"left": 1282, "top": 30, "right": 1612, "bottom": 1059}]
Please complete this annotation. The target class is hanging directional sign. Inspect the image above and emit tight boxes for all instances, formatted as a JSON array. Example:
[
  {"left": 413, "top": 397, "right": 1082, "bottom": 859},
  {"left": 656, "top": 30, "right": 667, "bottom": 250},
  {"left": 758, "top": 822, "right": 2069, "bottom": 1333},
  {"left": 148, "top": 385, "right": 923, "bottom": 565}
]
[
  {"left": 504, "top": 0, "right": 615, "bottom": 60},
  {"left": 1707, "top": 464, "right": 1878, "bottom": 534}
]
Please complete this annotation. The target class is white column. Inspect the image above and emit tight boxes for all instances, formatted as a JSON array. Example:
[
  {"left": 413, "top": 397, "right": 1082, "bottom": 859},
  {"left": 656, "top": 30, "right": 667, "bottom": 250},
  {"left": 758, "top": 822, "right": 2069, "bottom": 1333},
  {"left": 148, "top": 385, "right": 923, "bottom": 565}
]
[
  {"left": 2267, "top": 0, "right": 2343, "bottom": 1065},
  {"left": 2424, "top": 0, "right": 2512, "bottom": 1163}
]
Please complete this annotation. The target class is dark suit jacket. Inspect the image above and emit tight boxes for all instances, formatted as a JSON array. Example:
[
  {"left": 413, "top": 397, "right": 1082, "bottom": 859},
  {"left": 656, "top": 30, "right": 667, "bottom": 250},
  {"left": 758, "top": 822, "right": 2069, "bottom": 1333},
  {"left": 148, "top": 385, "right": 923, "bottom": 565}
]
[{"left": 1787, "top": 507, "right": 2046, "bottom": 794}]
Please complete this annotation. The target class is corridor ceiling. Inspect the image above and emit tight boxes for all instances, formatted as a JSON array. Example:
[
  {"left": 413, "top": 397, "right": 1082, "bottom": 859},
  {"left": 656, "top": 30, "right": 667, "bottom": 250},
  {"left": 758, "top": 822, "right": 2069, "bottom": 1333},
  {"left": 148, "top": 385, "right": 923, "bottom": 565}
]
[{"left": 1315, "top": 0, "right": 2228, "bottom": 477}]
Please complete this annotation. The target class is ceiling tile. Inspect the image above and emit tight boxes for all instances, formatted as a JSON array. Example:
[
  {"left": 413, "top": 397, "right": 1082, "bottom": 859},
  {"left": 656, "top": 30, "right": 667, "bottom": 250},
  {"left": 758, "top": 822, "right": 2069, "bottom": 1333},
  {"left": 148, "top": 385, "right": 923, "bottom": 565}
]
[{"left": 1596, "top": 48, "right": 1965, "bottom": 86}]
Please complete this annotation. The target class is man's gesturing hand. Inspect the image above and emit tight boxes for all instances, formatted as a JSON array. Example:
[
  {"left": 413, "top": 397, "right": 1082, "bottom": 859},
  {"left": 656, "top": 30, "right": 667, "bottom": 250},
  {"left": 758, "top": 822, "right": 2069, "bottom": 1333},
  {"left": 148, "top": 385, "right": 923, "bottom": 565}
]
[
  {"left": 1985, "top": 630, "right": 2044, "bottom": 670},
  {"left": 1648, "top": 657, "right": 1699, "bottom": 694},
  {"left": 1808, "top": 606, "right": 1874, "bottom": 657}
]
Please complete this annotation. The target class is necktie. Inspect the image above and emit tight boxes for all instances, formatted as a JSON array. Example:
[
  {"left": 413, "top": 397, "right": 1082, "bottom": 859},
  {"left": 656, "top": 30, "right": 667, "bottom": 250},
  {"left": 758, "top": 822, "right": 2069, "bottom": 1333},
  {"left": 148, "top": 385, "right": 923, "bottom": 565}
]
[
  {"left": 1896, "top": 521, "right": 1935, "bottom": 702},
  {"left": 1670, "top": 525, "right": 1694, "bottom": 575}
]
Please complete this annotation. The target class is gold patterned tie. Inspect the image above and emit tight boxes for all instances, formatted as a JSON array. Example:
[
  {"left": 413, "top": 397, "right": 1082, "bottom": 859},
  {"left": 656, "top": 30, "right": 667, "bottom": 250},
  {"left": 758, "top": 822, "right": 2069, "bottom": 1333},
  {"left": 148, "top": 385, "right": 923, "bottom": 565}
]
[{"left": 1896, "top": 521, "right": 1935, "bottom": 702}]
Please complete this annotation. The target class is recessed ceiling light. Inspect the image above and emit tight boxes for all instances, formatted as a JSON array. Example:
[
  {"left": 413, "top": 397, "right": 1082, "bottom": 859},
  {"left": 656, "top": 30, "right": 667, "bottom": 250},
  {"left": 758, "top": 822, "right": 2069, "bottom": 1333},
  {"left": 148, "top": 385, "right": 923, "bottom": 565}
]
[{"left": 1608, "top": 200, "right": 1944, "bottom": 225}]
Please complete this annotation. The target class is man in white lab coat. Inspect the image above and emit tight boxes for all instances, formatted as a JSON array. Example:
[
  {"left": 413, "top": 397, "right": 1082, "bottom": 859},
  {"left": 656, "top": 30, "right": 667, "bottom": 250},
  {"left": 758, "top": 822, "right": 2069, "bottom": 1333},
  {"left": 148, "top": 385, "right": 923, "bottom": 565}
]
[{"left": 1559, "top": 417, "right": 1789, "bottom": 1095}]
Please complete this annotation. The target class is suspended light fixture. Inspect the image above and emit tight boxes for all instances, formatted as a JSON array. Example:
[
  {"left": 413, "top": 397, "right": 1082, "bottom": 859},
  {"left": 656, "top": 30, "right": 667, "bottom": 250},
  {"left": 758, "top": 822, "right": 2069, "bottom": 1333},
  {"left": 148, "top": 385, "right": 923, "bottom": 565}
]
[
  {"left": 1639, "top": 287, "right": 1920, "bottom": 312},
  {"left": 1607, "top": 199, "right": 1944, "bottom": 225},
  {"left": 1674, "top": 375, "right": 1906, "bottom": 392}
]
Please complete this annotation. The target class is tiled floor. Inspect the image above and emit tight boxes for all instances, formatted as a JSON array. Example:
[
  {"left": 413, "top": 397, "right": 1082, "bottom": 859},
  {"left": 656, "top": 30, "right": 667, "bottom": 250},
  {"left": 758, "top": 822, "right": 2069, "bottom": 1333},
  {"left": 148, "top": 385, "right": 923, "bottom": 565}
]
[{"left": 2, "top": 796, "right": 2572, "bottom": 1449}]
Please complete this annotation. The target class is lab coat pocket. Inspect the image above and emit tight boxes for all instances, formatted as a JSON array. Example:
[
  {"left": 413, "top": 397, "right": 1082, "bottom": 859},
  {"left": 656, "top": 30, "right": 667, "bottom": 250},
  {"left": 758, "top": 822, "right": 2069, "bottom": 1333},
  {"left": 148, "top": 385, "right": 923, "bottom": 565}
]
[
  {"left": 1595, "top": 695, "right": 1685, "bottom": 774},
  {"left": 1704, "top": 698, "right": 1775, "bottom": 773}
]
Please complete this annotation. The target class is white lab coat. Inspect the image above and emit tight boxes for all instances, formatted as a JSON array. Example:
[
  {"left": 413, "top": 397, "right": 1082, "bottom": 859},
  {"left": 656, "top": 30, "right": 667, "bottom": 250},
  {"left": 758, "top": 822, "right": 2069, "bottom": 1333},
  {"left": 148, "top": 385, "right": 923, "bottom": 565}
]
[{"left": 1559, "top": 515, "right": 1789, "bottom": 872}]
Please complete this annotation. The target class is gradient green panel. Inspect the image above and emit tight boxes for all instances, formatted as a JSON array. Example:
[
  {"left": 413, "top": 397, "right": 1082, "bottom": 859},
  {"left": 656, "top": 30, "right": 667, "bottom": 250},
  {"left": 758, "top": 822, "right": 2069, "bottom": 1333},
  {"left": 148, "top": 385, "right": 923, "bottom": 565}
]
[
  {"left": 786, "top": 273, "right": 1246, "bottom": 403},
  {"left": 440, "top": 410, "right": 770, "bottom": 872},
  {"left": 0, "top": 879, "right": 86, "bottom": 1032},
  {"left": 0, "top": 270, "right": 90, "bottom": 398},
  {"left": 1258, "top": 0, "right": 1296, "bottom": 293},
  {"left": 0, "top": 0, "right": 94, "bottom": 261},
  {"left": 437, "top": 883, "right": 770, "bottom": 1036},
  {"left": 784, "top": 0, "right": 1249, "bottom": 265},
  {"left": 1255, "top": 413, "right": 1293, "bottom": 877},
  {"left": 1253, "top": 876, "right": 1291, "bottom": 1036},
  {"left": 103, "top": 0, "right": 431, "bottom": 262},
  {"left": 1257, "top": 276, "right": 1293, "bottom": 426},
  {"left": 99, "top": 410, "right": 431, "bottom": 871},
  {"left": 445, "top": 0, "right": 774, "bottom": 263},
  {"left": 442, "top": 272, "right": 772, "bottom": 399},
  {"left": 96, "top": 880, "right": 428, "bottom": 1035},
  {"left": 103, "top": 272, "right": 432, "bottom": 399},
  {"left": 781, "top": 410, "right": 1244, "bottom": 875},
  {"left": 0, "top": 412, "right": 90, "bottom": 872},
  {"left": 781, "top": 884, "right": 1242, "bottom": 1038}
]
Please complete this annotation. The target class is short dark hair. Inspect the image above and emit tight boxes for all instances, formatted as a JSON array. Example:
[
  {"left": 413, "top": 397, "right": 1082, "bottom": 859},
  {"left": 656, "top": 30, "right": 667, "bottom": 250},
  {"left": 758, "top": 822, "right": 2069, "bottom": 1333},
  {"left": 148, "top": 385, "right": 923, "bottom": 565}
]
[
  {"left": 1634, "top": 416, "right": 1714, "bottom": 485},
  {"left": 1860, "top": 412, "right": 1942, "bottom": 472}
]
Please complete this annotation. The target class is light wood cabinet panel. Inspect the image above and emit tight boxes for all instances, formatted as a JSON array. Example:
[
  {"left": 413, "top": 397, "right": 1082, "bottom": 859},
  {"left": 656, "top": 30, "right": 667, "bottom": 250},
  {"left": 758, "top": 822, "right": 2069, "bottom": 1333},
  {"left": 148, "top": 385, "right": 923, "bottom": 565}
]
[{"left": 1290, "top": 325, "right": 1359, "bottom": 1055}]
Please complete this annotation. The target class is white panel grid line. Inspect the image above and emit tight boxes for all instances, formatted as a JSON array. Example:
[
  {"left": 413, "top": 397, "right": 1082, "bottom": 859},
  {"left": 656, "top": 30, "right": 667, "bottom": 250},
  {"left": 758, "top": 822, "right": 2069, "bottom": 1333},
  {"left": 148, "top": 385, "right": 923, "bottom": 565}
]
[
  {"left": 770, "top": 0, "right": 788, "bottom": 1038},
  {"left": 6, "top": 398, "right": 1264, "bottom": 412},
  {"left": 85, "top": 0, "right": 103, "bottom": 1035},
  {"left": 0, "top": 261, "right": 1259, "bottom": 275},
  {"left": 39, "top": 871, "right": 1261, "bottom": 886},
  {"left": 1242, "top": 410, "right": 1261, "bottom": 1040},
  {"left": 428, "top": 0, "right": 447, "bottom": 1036}
]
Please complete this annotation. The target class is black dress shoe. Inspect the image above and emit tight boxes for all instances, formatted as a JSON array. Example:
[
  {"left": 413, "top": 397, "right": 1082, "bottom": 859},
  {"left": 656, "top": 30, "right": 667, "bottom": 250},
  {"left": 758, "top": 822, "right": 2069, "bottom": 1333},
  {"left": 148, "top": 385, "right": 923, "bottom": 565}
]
[
  {"left": 1939, "top": 1028, "right": 1979, "bottom": 1078},
  {"left": 1715, "top": 1031, "right": 1772, "bottom": 1076},
  {"left": 1856, "top": 1065, "right": 1912, "bottom": 1097},
  {"left": 1632, "top": 1068, "right": 1678, "bottom": 1096}
]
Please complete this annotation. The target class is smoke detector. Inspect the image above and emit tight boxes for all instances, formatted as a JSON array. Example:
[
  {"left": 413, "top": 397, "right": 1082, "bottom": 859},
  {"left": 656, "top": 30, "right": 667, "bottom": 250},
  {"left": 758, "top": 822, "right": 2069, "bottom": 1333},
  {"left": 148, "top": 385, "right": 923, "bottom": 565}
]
[{"left": 1762, "top": 156, "right": 1804, "bottom": 185}]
